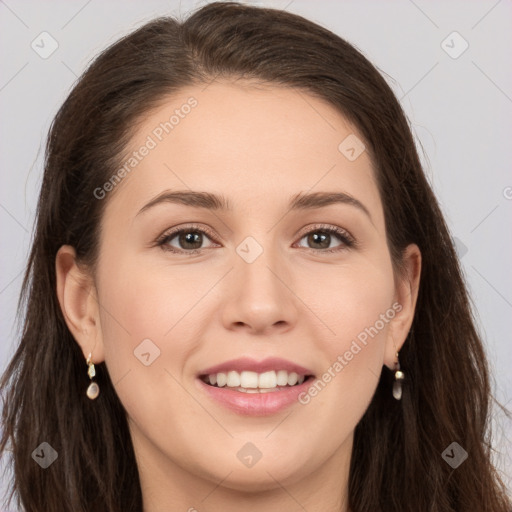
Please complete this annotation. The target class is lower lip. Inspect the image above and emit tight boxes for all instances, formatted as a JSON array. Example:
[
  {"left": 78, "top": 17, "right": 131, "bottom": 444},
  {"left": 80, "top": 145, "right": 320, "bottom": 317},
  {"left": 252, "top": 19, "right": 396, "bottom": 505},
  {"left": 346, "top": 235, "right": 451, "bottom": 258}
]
[{"left": 196, "top": 377, "right": 315, "bottom": 416}]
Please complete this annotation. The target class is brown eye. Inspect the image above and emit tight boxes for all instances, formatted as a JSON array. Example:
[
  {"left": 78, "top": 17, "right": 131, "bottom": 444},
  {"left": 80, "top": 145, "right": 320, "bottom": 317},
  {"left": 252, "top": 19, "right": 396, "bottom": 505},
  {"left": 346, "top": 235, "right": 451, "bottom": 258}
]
[
  {"left": 295, "top": 225, "right": 355, "bottom": 253},
  {"left": 156, "top": 223, "right": 355, "bottom": 256},
  {"left": 156, "top": 225, "right": 218, "bottom": 254},
  {"left": 175, "top": 231, "right": 204, "bottom": 250},
  {"left": 304, "top": 231, "right": 335, "bottom": 249}
]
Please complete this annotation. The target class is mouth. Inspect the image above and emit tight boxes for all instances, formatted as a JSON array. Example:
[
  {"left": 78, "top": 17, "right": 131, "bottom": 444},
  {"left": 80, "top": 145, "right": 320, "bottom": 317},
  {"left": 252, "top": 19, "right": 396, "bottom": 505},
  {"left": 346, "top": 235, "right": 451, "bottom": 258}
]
[
  {"left": 195, "top": 357, "right": 316, "bottom": 415},
  {"left": 199, "top": 370, "right": 316, "bottom": 393}
]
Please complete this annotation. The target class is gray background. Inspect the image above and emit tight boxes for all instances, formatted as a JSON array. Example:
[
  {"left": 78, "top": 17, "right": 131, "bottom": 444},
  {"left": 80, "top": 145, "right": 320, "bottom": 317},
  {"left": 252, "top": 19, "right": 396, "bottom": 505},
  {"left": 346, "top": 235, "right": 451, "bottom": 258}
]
[{"left": 1, "top": 0, "right": 511, "bottom": 505}]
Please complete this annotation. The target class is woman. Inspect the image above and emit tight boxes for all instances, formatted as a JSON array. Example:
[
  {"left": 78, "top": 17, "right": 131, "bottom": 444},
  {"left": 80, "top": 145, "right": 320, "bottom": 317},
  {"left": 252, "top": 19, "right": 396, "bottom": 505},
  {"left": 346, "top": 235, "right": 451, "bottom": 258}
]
[{"left": 1, "top": 2, "right": 510, "bottom": 511}]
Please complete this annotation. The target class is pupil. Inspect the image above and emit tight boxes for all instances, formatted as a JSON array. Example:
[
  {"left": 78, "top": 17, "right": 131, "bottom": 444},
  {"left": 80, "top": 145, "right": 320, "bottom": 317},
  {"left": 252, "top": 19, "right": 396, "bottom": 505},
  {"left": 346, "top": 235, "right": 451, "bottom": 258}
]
[
  {"left": 181, "top": 231, "right": 202, "bottom": 249},
  {"left": 310, "top": 232, "right": 329, "bottom": 249}
]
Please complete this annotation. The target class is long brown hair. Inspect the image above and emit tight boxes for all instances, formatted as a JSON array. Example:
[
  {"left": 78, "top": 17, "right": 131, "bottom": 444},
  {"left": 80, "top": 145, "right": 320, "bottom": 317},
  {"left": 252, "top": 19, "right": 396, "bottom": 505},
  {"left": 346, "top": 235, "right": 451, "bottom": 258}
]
[{"left": 1, "top": 2, "right": 510, "bottom": 510}]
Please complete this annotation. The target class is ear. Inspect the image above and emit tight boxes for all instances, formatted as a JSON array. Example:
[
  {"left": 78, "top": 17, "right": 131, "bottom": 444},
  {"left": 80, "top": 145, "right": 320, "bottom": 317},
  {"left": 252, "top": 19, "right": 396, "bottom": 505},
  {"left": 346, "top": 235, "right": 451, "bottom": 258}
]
[
  {"left": 55, "top": 245, "right": 105, "bottom": 364},
  {"left": 384, "top": 243, "right": 421, "bottom": 369}
]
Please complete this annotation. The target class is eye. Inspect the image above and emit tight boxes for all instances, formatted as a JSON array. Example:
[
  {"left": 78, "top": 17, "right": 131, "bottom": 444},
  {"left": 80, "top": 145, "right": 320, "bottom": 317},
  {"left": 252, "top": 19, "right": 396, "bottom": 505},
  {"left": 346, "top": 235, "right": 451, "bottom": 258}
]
[
  {"left": 155, "top": 223, "right": 356, "bottom": 256},
  {"left": 294, "top": 224, "right": 355, "bottom": 253},
  {"left": 156, "top": 224, "right": 219, "bottom": 255}
]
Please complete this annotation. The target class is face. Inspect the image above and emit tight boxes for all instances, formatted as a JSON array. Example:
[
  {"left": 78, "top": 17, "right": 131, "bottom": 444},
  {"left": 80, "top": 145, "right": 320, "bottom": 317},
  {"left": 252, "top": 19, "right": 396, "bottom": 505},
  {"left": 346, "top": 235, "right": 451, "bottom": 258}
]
[{"left": 58, "top": 80, "right": 420, "bottom": 502}]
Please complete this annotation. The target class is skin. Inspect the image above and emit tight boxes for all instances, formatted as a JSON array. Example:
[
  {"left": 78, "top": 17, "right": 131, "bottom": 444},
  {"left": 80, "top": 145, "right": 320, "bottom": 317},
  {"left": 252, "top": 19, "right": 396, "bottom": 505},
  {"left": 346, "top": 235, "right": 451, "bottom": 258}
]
[{"left": 56, "top": 80, "right": 421, "bottom": 512}]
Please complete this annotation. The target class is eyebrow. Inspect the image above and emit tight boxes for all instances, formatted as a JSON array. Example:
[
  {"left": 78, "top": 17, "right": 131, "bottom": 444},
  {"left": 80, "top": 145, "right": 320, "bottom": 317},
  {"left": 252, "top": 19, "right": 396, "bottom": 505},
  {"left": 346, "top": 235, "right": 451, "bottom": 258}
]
[{"left": 136, "top": 189, "right": 372, "bottom": 220}]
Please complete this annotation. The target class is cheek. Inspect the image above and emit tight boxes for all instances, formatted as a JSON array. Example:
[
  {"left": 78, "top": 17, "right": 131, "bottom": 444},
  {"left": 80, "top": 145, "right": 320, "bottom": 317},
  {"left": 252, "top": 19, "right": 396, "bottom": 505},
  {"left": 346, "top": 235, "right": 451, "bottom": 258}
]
[
  {"left": 95, "top": 258, "right": 202, "bottom": 438},
  {"left": 300, "top": 253, "right": 395, "bottom": 422},
  {"left": 94, "top": 249, "right": 213, "bottom": 408},
  {"left": 96, "top": 248, "right": 209, "bottom": 345},
  {"left": 307, "top": 248, "right": 396, "bottom": 354}
]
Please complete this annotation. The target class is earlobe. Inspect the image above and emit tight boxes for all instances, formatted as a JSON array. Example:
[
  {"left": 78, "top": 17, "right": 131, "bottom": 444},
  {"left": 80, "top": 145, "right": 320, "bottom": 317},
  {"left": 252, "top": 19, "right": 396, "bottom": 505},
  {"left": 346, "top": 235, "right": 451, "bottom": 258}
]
[
  {"left": 384, "top": 243, "right": 422, "bottom": 369},
  {"left": 55, "top": 245, "right": 105, "bottom": 363}
]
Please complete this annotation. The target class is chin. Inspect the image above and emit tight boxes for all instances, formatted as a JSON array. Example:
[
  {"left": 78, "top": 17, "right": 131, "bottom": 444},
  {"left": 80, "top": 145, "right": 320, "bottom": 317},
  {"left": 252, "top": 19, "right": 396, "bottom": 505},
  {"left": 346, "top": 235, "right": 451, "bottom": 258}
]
[{"left": 201, "top": 457, "right": 311, "bottom": 493}]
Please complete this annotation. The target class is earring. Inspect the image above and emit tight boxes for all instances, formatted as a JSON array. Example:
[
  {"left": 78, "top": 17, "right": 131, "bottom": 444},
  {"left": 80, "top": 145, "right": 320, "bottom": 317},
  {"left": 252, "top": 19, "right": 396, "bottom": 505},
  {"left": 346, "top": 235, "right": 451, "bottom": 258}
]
[
  {"left": 86, "top": 352, "right": 100, "bottom": 400},
  {"left": 392, "top": 351, "right": 405, "bottom": 400}
]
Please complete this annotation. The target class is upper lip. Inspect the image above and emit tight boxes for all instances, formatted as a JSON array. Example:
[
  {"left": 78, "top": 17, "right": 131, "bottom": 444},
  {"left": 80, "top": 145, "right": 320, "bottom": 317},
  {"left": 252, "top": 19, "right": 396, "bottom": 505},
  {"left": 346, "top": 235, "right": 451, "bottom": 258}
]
[{"left": 198, "top": 357, "right": 314, "bottom": 377}]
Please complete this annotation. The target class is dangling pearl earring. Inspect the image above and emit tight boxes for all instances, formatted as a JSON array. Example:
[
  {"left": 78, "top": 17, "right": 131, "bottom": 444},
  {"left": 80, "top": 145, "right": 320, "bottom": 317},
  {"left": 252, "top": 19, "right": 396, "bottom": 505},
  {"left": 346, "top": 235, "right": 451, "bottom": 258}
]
[
  {"left": 86, "top": 352, "right": 100, "bottom": 400},
  {"left": 392, "top": 351, "right": 405, "bottom": 400}
]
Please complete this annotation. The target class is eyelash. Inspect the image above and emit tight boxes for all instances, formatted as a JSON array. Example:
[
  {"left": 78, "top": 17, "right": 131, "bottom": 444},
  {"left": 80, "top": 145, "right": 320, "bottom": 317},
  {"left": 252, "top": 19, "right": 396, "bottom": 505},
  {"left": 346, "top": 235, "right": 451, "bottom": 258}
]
[{"left": 155, "top": 223, "right": 356, "bottom": 256}]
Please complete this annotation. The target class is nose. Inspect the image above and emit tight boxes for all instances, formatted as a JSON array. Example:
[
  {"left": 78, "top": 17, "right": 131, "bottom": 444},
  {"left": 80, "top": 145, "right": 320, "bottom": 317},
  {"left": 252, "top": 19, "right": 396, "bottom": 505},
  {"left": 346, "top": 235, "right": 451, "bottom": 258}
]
[{"left": 220, "top": 245, "right": 299, "bottom": 336}]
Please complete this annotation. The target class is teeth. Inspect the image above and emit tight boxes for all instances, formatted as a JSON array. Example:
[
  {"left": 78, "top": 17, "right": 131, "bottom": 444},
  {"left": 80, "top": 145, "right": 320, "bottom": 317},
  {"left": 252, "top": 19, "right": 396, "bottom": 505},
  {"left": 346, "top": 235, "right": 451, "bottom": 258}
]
[
  {"left": 240, "top": 371, "right": 259, "bottom": 388},
  {"left": 259, "top": 371, "right": 277, "bottom": 388},
  {"left": 216, "top": 373, "right": 227, "bottom": 387},
  {"left": 236, "top": 387, "right": 282, "bottom": 393},
  {"left": 226, "top": 371, "right": 240, "bottom": 387},
  {"left": 287, "top": 372, "right": 298, "bottom": 386},
  {"left": 276, "top": 370, "right": 288, "bottom": 386},
  {"left": 202, "top": 370, "right": 309, "bottom": 389}
]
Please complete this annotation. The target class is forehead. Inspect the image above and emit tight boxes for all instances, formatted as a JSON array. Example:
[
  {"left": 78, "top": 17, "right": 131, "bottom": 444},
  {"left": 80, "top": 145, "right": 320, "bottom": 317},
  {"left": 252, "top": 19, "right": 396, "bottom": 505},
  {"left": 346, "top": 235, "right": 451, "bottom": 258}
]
[
  {"left": 133, "top": 80, "right": 363, "bottom": 166},
  {"left": 102, "top": 80, "right": 382, "bottom": 224}
]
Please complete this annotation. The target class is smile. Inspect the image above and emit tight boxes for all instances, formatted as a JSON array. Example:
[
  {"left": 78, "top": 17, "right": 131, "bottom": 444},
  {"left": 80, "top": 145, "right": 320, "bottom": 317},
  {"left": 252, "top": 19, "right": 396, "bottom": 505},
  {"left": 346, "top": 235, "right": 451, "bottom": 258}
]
[{"left": 200, "top": 369, "right": 310, "bottom": 392}]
